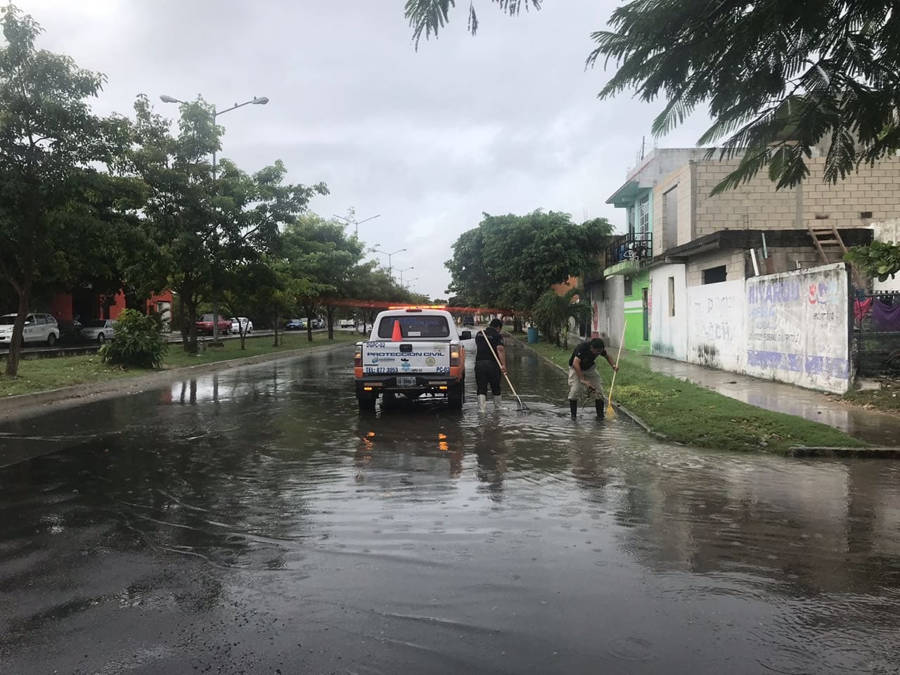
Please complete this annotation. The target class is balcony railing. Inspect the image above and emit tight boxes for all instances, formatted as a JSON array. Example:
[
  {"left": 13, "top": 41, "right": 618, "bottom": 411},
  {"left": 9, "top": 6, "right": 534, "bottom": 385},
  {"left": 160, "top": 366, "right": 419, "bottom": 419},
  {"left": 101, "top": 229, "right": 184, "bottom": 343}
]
[{"left": 608, "top": 230, "right": 653, "bottom": 266}]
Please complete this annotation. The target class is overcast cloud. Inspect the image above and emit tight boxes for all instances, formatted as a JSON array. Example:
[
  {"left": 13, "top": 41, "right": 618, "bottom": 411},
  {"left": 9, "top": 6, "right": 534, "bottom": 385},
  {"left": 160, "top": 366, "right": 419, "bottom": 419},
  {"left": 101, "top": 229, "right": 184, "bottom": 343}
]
[{"left": 16, "top": 0, "right": 711, "bottom": 299}]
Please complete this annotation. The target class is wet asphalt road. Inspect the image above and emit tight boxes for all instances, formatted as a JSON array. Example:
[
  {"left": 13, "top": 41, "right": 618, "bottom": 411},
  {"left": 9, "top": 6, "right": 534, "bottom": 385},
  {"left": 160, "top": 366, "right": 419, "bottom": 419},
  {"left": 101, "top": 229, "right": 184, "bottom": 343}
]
[{"left": 1, "top": 342, "right": 900, "bottom": 674}]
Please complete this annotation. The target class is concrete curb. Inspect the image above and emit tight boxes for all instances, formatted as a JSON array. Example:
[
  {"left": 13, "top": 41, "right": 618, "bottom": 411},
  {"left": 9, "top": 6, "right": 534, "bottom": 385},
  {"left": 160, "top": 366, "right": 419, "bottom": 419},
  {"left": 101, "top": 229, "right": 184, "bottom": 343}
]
[
  {"left": 787, "top": 446, "right": 900, "bottom": 458},
  {"left": 514, "top": 336, "right": 900, "bottom": 457},
  {"left": 0, "top": 341, "right": 352, "bottom": 423}
]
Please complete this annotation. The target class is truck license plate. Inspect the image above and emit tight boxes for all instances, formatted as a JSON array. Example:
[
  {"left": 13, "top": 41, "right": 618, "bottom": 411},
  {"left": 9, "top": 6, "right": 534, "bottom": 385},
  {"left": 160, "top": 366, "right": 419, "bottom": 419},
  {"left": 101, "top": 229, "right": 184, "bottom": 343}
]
[{"left": 396, "top": 376, "right": 416, "bottom": 387}]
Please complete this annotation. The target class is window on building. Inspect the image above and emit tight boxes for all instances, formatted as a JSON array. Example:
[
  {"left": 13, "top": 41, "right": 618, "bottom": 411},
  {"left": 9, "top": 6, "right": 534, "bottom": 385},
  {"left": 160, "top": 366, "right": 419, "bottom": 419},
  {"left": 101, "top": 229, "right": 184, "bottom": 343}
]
[
  {"left": 638, "top": 196, "right": 650, "bottom": 234},
  {"left": 702, "top": 265, "right": 727, "bottom": 284},
  {"left": 627, "top": 206, "right": 635, "bottom": 237},
  {"left": 668, "top": 276, "right": 675, "bottom": 316},
  {"left": 624, "top": 276, "right": 633, "bottom": 296}
]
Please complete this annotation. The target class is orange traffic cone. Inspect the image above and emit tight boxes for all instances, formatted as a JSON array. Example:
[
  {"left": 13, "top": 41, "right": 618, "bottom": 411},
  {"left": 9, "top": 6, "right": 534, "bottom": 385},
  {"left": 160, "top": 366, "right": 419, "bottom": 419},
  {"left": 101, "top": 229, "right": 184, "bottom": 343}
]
[{"left": 392, "top": 319, "right": 402, "bottom": 341}]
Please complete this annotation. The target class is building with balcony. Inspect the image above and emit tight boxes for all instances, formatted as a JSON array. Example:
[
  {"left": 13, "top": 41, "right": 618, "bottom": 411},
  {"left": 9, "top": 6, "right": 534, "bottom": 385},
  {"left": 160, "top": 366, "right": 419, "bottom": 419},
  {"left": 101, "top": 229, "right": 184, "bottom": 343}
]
[{"left": 589, "top": 147, "right": 900, "bottom": 393}]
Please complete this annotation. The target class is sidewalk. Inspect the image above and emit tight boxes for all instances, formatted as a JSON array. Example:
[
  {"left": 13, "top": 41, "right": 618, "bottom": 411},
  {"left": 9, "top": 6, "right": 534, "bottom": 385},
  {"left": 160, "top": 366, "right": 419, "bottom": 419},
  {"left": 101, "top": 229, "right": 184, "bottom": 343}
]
[{"left": 630, "top": 351, "right": 900, "bottom": 446}]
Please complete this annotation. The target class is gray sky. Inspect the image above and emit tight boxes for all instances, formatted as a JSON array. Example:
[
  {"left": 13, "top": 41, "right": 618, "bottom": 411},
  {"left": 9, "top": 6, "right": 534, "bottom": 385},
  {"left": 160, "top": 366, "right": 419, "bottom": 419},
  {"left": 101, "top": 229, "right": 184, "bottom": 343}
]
[{"left": 17, "top": 0, "right": 710, "bottom": 299}]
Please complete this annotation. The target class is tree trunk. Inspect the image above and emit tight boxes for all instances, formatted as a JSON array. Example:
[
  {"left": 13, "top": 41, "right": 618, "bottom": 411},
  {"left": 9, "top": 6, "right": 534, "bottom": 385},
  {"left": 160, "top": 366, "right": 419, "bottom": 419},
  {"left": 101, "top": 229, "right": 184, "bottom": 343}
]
[
  {"left": 239, "top": 325, "right": 246, "bottom": 350},
  {"left": 123, "top": 287, "right": 147, "bottom": 312},
  {"left": 4, "top": 285, "right": 31, "bottom": 377},
  {"left": 326, "top": 304, "right": 335, "bottom": 340},
  {"left": 273, "top": 312, "right": 280, "bottom": 347},
  {"left": 182, "top": 296, "right": 198, "bottom": 354},
  {"left": 304, "top": 304, "right": 315, "bottom": 342}
]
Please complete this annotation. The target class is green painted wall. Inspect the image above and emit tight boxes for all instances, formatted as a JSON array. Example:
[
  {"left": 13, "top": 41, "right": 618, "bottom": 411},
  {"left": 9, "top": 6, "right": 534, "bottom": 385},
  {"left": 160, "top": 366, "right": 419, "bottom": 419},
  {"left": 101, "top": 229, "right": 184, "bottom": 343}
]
[{"left": 623, "top": 268, "right": 650, "bottom": 353}]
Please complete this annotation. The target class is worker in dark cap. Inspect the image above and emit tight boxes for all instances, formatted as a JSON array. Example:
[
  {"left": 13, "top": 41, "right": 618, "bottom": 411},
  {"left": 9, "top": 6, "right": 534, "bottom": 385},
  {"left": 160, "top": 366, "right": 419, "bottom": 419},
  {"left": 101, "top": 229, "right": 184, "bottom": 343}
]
[
  {"left": 568, "top": 337, "right": 618, "bottom": 419},
  {"left": 474, "top": 318, "right": 506, "bottom": 411}
]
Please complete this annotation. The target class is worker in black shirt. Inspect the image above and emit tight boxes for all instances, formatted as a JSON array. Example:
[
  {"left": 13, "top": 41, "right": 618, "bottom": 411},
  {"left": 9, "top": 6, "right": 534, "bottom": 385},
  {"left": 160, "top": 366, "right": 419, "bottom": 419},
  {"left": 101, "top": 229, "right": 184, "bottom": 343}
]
[
  {"left": 568, "top": 337, "right": 618, "bottom": 419},
  {"left": 474, "top": 318, "right": 506, "bottom": 412}
]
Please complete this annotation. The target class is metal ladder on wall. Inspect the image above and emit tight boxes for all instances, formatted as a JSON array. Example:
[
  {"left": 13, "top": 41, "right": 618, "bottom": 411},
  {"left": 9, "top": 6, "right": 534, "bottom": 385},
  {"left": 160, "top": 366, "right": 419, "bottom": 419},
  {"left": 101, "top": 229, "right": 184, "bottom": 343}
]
[{"left": 807, "top": 223, "right": 848, "bottom": 263}]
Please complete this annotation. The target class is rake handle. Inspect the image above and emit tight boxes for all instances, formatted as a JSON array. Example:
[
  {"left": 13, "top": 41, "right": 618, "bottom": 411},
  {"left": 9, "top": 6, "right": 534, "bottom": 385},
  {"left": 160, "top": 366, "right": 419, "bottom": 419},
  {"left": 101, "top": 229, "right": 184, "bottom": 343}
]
[{"left": 606, "top": 324, "right": 627, "bottom": 411}]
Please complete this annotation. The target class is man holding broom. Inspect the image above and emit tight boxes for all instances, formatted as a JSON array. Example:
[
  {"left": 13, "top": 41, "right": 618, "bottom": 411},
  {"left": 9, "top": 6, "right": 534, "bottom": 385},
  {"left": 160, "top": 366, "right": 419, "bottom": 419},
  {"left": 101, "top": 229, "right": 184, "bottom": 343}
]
[
  {"left": 568, "top": 337, "right": 618, "bottom": 419},
  {"left": 474, "top": 318, "right": 506, "bottom": 412}
]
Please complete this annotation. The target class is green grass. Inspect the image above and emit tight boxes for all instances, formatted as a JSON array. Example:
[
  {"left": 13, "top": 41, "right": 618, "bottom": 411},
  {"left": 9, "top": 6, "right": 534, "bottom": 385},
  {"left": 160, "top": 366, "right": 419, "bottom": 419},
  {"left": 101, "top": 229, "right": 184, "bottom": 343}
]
[
  {"left": 843, "top": 378, "right": 900, "bottom": 413},
  {"left": 525, "top": 340, "right": 867, "bottom": 453},
  {"left": 0, "top": 332, "right": 358, "bottom": 398}
]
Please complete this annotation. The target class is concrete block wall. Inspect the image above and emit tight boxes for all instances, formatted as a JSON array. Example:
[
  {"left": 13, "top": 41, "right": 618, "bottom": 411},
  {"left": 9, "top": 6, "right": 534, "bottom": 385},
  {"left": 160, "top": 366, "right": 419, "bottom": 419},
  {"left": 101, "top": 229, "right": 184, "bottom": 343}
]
[
  {"left": 685, "top": 250, "right": 746, "bottom": 287},
  {"left": 684, "top": 156, "right": 900, "bottom": 244},
  {"left": 801, "top": 158, "right": 900, "bottom": 229},
  {"left": 764, "top": 245, "right": 822, "bottom": 275},
  {"left": 693, "top": 160, "right": 799, "bottom": 237},
  {"left": 653, "top": 164, "right": 693, "bottom": 257}
]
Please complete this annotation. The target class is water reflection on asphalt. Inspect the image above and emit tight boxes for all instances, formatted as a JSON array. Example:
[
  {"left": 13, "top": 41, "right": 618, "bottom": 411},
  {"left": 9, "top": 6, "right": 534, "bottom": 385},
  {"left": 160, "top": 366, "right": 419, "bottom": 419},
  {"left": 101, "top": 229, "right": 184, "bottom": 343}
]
[{"left": 1, "top": 342, "right": 899, "bottom": 673}]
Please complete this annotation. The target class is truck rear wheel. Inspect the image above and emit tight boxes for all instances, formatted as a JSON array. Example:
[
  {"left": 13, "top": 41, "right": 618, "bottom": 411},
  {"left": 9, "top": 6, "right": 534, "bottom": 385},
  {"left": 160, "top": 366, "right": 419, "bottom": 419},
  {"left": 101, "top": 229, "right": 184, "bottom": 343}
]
[
  {"left": 358, "top": 394, "right": 376, "bottom": 413},
  {"left": 447, "top": 383, "right": 464, "bottom": 410}
]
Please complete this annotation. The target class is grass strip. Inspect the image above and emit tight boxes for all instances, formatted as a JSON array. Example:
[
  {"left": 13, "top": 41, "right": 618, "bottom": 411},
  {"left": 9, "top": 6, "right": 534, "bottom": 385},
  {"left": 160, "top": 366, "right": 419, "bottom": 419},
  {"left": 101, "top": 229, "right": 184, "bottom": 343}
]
[
  {"left": 524, "top": 340, "right": 867, "bottom": 453},
  {"left": 842, "top": 381, "right": 900, "bottom": 414},
  {"left": 1, "top": 332, "right": 358, "bottom": 398}
]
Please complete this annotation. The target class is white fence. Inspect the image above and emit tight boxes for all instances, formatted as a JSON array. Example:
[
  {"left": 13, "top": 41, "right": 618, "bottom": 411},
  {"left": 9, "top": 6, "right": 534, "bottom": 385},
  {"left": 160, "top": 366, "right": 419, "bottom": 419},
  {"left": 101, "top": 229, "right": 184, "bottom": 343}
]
[{"left": 651, "top": 262, "right": 850, "bottom": 393}]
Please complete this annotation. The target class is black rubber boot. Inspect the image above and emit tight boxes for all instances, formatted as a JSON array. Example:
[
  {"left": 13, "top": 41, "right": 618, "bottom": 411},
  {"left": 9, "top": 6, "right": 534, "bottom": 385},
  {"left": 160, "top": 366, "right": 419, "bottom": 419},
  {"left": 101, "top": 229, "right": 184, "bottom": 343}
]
[
  {"left": 569, "top": 399, "right": 578, "bottom": 418},
  {"left": 595, "top": 398, "right": 605, "bottom": 419}
]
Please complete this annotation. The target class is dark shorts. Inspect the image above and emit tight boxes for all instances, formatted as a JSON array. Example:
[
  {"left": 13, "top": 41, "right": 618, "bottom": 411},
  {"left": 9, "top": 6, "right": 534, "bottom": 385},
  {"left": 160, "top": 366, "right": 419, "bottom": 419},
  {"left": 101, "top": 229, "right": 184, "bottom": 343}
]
[{"left": 475, "top": 360, "right": 501, "bottom": 396}]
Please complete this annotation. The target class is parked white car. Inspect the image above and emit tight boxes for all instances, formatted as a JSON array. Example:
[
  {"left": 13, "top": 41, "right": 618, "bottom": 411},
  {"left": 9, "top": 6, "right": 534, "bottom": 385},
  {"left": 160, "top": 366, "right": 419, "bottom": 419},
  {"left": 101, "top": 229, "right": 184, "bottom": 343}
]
[
  {"left": 79, "top": 319, "right": 116, "bottom": 344},
  {"left": 0, "top": 313, "right": 60, "bottom": 346},
  {"left": 230, "top": 317, "right": 253, "bottom": 334},
  {"left": 338, "top": 318, "right": 356, "bottom": 329}
]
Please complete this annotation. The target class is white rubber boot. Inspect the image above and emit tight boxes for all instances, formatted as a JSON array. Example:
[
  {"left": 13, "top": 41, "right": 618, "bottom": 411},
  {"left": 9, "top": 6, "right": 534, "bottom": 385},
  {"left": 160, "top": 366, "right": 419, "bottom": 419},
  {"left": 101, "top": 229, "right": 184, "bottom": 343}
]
[{"left": 478, "top": 394, "right": 487, "bottom": 412}]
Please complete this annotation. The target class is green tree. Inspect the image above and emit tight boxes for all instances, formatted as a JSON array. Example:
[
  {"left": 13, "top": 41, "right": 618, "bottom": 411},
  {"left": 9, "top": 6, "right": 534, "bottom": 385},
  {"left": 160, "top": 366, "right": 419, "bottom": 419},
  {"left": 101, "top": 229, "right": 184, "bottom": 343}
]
[
  {"left": 531, "top": 287, "right": 590, "bottom": 349},
  {"left": 0, "top": 6, "right": 130, "bottom": 376},
  {"left": 445, "top": 211, "right": 611, "bottom": 327},
  {"left": 406, "top": 0, "right": 900, "bottom": 193},
  {"left": 845, "top": 241, "right": 900, "bottom": 282},
  {"left": 128, "top": 95, "right": 326, "bottom": 352},
  {"left": 281, "top": 215, "right": 364, "bottom": 342},
  {"left": 344, "top": 262, "right": 420, "bottom": 333}
]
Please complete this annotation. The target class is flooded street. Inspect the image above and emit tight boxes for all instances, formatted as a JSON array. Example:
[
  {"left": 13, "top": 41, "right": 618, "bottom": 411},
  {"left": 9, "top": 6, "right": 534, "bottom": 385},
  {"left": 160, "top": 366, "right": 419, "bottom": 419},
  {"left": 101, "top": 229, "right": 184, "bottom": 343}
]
[{"left": 2, "top": 342, "right": 900, "bottom": 674}]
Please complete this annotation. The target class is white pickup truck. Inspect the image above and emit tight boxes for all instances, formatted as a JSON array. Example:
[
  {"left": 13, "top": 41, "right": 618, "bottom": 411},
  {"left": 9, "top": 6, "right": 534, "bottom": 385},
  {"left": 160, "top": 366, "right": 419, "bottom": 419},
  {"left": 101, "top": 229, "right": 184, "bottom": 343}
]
[{"left": 354, "top": 308, "right": 472, "bottom": 411}]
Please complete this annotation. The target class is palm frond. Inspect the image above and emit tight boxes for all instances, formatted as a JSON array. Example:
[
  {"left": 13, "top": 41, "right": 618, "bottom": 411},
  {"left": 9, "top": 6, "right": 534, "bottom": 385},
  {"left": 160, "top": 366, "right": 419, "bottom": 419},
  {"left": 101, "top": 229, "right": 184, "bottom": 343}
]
[{"left": 405, "top": 0, "right": 540, "bottom": 47}]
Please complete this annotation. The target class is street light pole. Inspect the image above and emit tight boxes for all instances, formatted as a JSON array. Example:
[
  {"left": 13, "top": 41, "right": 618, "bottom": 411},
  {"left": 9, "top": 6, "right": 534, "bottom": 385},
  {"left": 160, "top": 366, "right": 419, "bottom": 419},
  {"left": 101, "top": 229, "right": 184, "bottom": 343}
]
[
  {"left": 160, "top": 94, "right": 268, "bottom": 345},
  {"left": 398, "top": 266, "right": 414, "bottom": 287},
  {"left": 334, "top": 211, "right": 381, "bottom": 237},
  {"left": 373, "top": 246, "right": 407, "bottom": 280}
]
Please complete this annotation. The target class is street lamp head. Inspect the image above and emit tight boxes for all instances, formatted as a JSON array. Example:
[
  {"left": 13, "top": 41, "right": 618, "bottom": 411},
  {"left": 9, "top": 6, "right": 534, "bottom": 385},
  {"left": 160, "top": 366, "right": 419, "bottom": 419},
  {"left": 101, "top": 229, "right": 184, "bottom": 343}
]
[
  {"left": 252, "top": 97, "right": 269, "bottom": 105},
  {"left": 159, "top": 94, "right": 182, "bottom": 104}
]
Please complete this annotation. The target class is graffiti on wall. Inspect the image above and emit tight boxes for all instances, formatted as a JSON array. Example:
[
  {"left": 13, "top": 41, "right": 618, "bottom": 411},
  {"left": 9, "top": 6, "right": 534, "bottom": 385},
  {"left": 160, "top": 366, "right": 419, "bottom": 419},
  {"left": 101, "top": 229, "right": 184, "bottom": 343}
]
[
  {"left": 745, "top": 264, "right": 848, "bottom": 392},
  {"left": 687, "top": 281, "right": 744, "bottom": 371}
]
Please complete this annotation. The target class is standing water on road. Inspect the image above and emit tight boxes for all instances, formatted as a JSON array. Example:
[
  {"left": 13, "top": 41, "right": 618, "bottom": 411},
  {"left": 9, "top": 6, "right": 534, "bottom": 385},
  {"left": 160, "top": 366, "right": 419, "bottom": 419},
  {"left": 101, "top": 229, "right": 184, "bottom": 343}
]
[{"left": 1, "top": 342, "right": 899, "bottom": 673}]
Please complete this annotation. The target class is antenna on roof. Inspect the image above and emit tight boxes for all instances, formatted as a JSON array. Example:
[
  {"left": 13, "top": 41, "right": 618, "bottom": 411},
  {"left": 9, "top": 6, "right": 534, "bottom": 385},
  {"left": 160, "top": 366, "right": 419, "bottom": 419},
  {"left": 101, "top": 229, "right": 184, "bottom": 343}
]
[{"left": 640, "top": 136, "right": 645, "bottom": 160}]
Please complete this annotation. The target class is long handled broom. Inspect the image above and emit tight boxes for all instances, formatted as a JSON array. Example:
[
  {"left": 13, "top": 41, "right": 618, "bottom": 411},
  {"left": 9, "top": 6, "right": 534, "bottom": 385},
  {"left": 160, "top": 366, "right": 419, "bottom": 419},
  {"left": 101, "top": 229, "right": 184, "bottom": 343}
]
[
  {"left": 480, "top": 329, "right": 528, "bottom": 411},
  {"left": 605, "top": 324, "right": 627, "bottom": 418}
]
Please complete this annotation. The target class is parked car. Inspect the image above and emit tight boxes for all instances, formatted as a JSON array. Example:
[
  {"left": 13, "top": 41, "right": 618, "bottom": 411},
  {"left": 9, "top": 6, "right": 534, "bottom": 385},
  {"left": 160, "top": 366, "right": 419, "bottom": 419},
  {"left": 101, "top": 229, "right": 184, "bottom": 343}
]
[
  {"left": 230, "top": 317, "right": 253, "bottom": 334},
  {"left": 284, "top": 318, "right": 302, "bottom": 330},
  {"left": 79, "top": 319, "right": 116, "bottom": 344},
  {"left": 0, "top": 312, "right": 60, "bottom": 346},
  {"left": 195, "top": 313, "right": 230, "bottom": 335},
  {"left": 338, "top": 318, "right": 356, "bottom": 329},
  {"left": 311, "top": 317, "right": 325, "bottom": 329}
]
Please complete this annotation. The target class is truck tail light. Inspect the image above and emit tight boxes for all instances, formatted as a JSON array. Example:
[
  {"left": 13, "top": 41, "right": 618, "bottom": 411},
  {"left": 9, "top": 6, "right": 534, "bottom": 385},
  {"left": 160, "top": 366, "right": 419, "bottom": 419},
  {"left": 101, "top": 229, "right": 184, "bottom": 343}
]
[
  {"left": 450, "top": 346, "right": 461, "bottom": 366},
  {"left": 354, "top": 345, "right": 362, "bottom": 368}
]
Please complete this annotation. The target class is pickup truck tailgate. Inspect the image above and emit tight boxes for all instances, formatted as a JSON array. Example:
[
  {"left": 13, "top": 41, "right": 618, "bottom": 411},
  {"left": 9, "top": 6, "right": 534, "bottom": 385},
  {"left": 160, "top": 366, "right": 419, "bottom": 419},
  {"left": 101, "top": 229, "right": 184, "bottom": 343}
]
[{"left": 362, "top": 341, "right": 451, "bottom": 375}]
